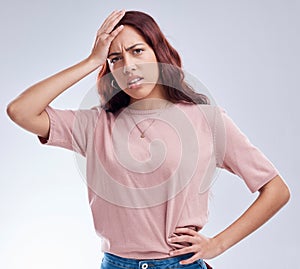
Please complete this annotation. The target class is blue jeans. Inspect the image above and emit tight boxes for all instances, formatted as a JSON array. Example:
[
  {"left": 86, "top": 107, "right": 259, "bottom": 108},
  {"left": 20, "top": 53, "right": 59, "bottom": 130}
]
[{"left": 101, "top": 252, "right": 208, "bottom": 269}]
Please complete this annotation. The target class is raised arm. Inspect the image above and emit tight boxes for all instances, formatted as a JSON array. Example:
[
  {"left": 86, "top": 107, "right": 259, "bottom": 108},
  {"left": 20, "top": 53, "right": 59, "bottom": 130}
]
[{"left": 6, "top": 9, "right": 125, "bottom": 139}]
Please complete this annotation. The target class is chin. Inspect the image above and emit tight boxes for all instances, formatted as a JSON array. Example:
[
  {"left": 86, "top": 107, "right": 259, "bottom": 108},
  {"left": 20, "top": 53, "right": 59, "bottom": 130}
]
[
  {"left": 129, "top": 94, "right": 152, "bottom": 102},
  {"left": 124, "top": 86, "right": 155, "bottom": 100}
]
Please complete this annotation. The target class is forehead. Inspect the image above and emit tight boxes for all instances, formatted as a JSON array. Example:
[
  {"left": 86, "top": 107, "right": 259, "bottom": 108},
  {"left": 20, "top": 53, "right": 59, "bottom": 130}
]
[{"left": 109, "top": 25, "right": 147, "bottom": 52}]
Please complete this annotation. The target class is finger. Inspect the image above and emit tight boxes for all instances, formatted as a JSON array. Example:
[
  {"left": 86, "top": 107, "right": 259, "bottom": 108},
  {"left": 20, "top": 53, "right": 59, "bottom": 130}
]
[
  {"left": 99, "top": 9, "right": 124, "bottom": 33},
  {"left": 169, "top": 235, "right": 195, "bottom": 244},
  {"left": 169, "top": 243, "right": 188, "bottom": 248},
  {"left": 174, "top": 227, "right": 199, "bottom": 236},
  {"left": 179, "top": 254, "right": 201, "bottom": 265},
  {"left": 100, "top": 10, "right": 121, "bottom": 27},
  {"left": 169, "top": 246, "right": 194, "bottom": 257},
  {"left": 97, "top": 10, "right": 120, "bottom": 34},
  {"left": 102, "top": 10, "right": 119, "bottom": 26},
  {"left": 107, "top": 24, "right": 124, "bottom": 40},
  {"left": 103, "top": 9, "right": 125, "bottom": 34},
  {"left": 96, "top": 12, "right": 119, "bottom": 36}
]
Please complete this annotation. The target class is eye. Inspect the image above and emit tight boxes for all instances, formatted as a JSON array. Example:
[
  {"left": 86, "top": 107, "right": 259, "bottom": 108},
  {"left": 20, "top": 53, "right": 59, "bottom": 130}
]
[
  {"left": 133, "top": 48, "right": 144, "bottom": 55},
  {"left": 110, "top": 56, "right": 122, "bottom": 64}
]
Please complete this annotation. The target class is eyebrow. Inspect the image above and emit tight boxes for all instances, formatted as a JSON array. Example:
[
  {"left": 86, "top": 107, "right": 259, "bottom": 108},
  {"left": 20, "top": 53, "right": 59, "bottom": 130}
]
[{"left": 108, "top": 43, "right": 145, "bottom": 58}]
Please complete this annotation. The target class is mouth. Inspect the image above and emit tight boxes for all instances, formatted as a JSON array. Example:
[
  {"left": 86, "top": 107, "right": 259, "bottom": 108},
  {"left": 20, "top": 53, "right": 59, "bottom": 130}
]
[{"left": 127, "top": 76, "right": 144, "bottom": 88}]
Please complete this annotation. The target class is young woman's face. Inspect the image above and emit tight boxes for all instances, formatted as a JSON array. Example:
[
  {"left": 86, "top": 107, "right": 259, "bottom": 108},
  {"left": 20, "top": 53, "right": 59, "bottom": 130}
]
[{"left": 107, "top": 26, "right": 166, "bottom": 104}]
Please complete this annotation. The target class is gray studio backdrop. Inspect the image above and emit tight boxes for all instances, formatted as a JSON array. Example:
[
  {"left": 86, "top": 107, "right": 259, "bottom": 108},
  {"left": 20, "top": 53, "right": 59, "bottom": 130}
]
[{"left": 1, "top": 1, "right": 298, "bottom": 268}]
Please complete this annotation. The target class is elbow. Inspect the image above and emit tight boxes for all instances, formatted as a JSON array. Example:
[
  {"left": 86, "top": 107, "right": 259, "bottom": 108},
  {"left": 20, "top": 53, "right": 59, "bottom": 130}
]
[
  {"left": 6, "top": 101, "right": 20, "bottom": 123},
  {"left": 7, "top": 100, "right": 28, "bottom": 125},
  {"left": 260, "top": 174, "right": 291, "bottom": 208},
  {"left": 280, "top": 181, "right": 291, "bottom": 207},
  {"left": 275, "top": 175, "right": 291, "bottom": 207}
]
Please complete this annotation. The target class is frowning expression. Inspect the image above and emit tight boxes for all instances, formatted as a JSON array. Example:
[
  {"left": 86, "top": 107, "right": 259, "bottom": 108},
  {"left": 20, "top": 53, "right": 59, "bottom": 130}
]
[{"left": 107, "top": 26, "right": 165, "bottom": 104}]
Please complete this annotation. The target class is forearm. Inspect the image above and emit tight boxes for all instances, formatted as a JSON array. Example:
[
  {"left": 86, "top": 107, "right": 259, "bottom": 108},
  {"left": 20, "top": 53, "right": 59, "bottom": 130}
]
[
  {"left": 7, "top": 57, "right": 101, "bottom": 120},
  {"left": 7, "top": 10, "right": 125, "bottom": 139},
  {"left": 213, "top": 175, "right": 290, "bottom": 254}
]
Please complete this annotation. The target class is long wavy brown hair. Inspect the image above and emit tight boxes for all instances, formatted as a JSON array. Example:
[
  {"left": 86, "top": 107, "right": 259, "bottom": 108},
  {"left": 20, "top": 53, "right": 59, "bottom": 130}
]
[{"left": 97, "top": 10, "right": 210, "bottom": 113}]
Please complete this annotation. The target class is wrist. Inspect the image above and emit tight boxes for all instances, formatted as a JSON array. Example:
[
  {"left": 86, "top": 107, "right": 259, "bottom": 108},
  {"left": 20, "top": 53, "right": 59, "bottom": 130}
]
[
  {"left": 211, "top": 235, "right": 228, "bottom": 256},
  {"left": 85, "top": 55, "right": 105, "bottom": 70}
]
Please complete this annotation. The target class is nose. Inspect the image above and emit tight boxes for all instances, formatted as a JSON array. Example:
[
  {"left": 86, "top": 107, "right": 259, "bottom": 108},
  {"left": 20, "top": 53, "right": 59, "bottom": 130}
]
[{"left": 122, "top": 54, "right": 137, "bottom": 75}]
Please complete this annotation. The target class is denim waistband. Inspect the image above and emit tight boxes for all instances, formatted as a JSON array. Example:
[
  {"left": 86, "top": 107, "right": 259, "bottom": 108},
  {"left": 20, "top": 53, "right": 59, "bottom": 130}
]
[{"left": 102, "top": 252, "right": 206, "bottom": 268}]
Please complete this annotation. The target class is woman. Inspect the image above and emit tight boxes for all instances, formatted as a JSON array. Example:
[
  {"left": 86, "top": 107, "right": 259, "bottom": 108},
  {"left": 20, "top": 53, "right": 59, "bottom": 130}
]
[{"left": 7, "top": 9, "right": 290, "bottom": 269}]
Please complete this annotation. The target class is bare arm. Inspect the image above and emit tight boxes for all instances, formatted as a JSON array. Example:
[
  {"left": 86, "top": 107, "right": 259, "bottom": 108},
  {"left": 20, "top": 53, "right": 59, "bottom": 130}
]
[
  {"left": 7, "top": 58, "right": 101, "bottom": 138},
  {"left": 211, "top": 174, "right": 290, "bottom": 255},
  {"left": 168, "top": 175, "right": 290, "bottom": 263},
  {"left": 6, "top": 10, "right": 125, "bottom": 139}
]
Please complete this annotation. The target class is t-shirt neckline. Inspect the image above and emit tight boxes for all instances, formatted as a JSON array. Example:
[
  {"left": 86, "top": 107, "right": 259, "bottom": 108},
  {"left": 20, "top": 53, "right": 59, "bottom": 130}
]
[{"left": 122, "top": 101, "right": 175, "bottom": 115}]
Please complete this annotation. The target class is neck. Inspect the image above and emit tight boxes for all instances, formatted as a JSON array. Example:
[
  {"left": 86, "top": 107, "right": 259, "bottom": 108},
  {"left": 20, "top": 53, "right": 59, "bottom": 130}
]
[
  {"left": 128, "top": 97, "right": 172, "bottom": 110},
  {"left": 128, "top": 83, "right": 171, "bottom": 110}
]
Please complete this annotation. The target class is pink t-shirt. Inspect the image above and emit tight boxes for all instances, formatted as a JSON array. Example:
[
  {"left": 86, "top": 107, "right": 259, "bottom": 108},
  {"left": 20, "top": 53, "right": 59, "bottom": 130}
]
[{"left": 37, "top": 102, "right": 279, "bottom": 259}]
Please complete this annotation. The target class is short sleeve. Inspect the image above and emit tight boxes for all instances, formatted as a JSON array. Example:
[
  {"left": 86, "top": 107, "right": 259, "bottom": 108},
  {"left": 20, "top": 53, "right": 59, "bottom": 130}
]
[
  {"left": 216, "top": 106, "right": 280, "bottom": 193},
  {"left": 37, "top": 105, "right": 101, "bottom": 157}
]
